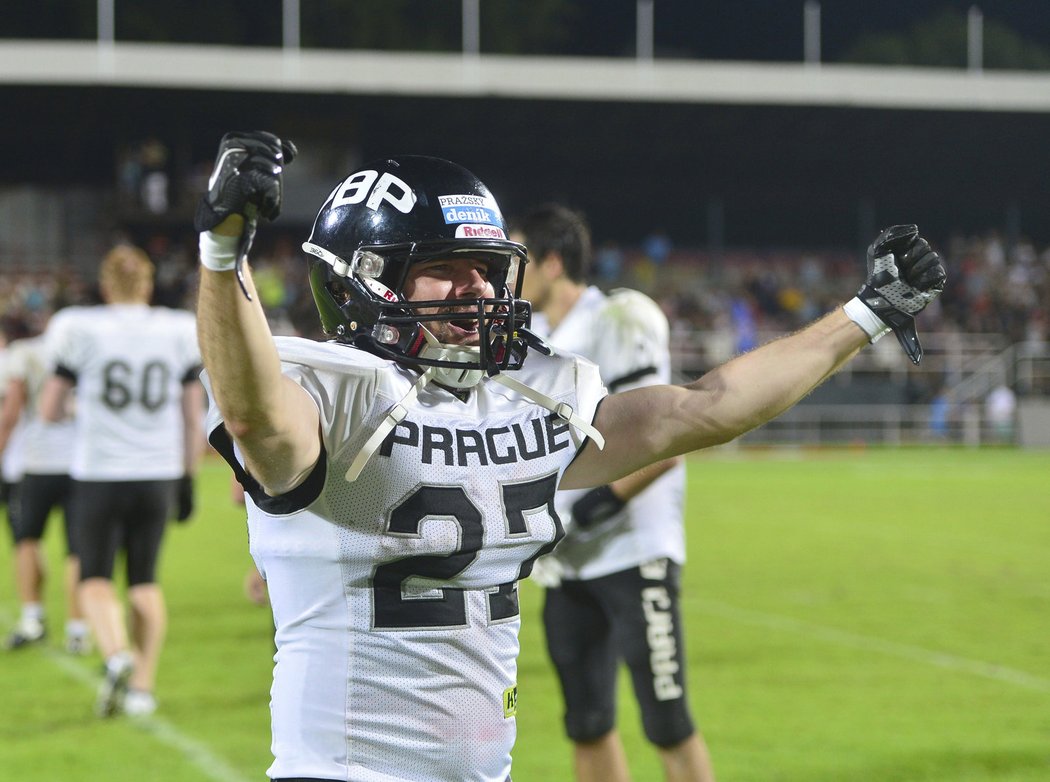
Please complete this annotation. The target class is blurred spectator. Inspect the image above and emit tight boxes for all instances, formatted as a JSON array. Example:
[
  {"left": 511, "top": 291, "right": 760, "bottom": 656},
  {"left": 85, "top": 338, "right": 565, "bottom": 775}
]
[
  {"left": 643, "top": 228, "right": 672, "bottom": 266},
  {"left": 138, "top": 138, "right": 170, "bottom": 214},
  {"left": 984, "top": 384, "right": 1017, "bottom": 443},
  {"left": 116, "top": 138, "right": 171, "bottom": 214},
  {"left": 928, "top": 385, "right": 954, "bottom": 440},
  {"left": 730, "top": 292, "right": 758, "bottom": 354},
  {"left": 592, "top": 240, "right": 624, "bottom": 283}
]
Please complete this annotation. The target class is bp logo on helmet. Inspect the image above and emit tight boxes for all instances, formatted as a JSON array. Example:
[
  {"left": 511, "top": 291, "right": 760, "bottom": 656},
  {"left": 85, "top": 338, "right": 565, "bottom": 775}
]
[{"left": 331, "top": 171, "right": 417, "bottom": 213}]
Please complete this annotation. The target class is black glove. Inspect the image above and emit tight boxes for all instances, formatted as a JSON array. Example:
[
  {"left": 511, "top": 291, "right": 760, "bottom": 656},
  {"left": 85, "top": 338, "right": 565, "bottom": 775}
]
[
  {"left": 194, "top": 130, "right": 297, "bottom": 233},
  {"left": 195, "top": 130, "right": 297, "bottom": 299},
  {"left": 175, "top": 474, "right": 195, "bottom": 523},
  {"left": 855, "top": 224, "right": 947, "bottom": 364},
  {"left": 571, "top": 485, "right": 627, "bottom": 529}
]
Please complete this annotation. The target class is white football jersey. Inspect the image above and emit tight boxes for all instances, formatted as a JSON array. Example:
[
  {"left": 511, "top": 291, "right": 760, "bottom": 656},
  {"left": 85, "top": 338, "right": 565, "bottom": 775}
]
[
  {"left": 0, "top": 345, "right": 27, "bottom": 482},
  {"left": 46, "top": 304, "right": 200, "bottom": 481},
  {"left": 3, "top": 335, "right": 74, "bottom": 475},
  {"left": 536, "top": 286, "right": 686, "bottom": 580},
  {"left": 203, "top": 337, "right": 605, "bottom": 782}
]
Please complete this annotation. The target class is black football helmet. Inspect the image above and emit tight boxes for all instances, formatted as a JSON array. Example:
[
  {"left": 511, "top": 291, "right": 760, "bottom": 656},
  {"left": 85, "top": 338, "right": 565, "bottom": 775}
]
[{"left": 304, "top": 155, "right": 537, "bottom": 383}]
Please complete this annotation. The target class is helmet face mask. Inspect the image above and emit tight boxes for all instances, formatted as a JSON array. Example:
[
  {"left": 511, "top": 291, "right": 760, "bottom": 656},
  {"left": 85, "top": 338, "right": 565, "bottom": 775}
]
[{"left": 304, "top": 156, "right": 532, "bottom": 381}]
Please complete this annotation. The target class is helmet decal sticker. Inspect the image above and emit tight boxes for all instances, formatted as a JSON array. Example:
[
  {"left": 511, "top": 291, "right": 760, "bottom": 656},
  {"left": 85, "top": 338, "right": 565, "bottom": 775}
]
[
  {"left": 362, "top": 276, "right": 398, "bottom": 302},
  {"left": 455, "top": 224, "right": 507, "bottom": 239},
  {"left": 332, "top": 170, "right": 417, "bottom": 213},
  {"left": 438, "top": 194, "right": 502, "bottom": 226}
]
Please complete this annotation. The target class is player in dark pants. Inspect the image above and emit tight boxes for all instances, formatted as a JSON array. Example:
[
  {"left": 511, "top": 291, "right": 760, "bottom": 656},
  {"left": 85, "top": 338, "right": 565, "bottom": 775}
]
[
  {"left": 73, "top": 480, "right": 176, "bottom": 591},
  {"left": 544, "top": 560, "right": 694, "bottom": 751},
  {"left": 5, "top": 473, "right": 87, "bottom": 651},
  {"left": 39, "top": 245, "right": 203, "bottom": 717},
  {"left": 0, "top": 325, "right": 86, "bottom": 653},
  {"left": 512, "top": 204, "right": 712, "bottom": 781}
]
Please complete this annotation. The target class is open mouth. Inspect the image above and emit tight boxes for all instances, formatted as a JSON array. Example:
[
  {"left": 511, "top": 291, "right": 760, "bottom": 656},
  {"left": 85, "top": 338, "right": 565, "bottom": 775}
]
[
  {"left": 449, "top": 317, "right": 480, "bottom": 335},
  {"left": 438, "top": 303, "right": 481, "bottom": 335}
]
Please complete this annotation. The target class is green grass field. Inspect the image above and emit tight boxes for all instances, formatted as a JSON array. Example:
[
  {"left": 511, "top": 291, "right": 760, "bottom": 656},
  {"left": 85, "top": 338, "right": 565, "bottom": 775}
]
[{"left": 1, "top": 447, "right": 1048, "bottom": 781}]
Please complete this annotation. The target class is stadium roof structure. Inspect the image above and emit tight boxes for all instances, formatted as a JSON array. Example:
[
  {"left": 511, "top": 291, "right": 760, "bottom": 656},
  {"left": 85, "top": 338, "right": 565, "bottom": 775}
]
[{"left": 3, "top": 40, "right": 1050, "bottom": 113}]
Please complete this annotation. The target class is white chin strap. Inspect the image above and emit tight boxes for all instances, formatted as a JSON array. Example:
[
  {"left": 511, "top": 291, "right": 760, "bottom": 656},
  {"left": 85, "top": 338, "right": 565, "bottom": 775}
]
[
  {"left": 417, "top": 327, "right": 485, "bottom": 389},
  {"left": 345, "top": 366, "right": 436, "bottom": 481},
  {"left": 489, "top": 373, "right": 605, "bottom": 452}
]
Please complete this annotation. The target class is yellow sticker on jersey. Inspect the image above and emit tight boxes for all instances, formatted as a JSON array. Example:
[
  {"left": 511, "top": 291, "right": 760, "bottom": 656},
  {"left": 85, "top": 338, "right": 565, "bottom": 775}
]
[{"left": 503, "top": 684, "right": 518, "bottom": 718}]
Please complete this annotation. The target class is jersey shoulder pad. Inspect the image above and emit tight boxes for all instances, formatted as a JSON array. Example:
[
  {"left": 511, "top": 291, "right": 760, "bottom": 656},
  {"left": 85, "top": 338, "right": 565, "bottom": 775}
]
[
  {"left": 597, "top": 288, "right": 669, "bottom": 342},
  {"left": 273, "top": 336, "right": 390, "bottom": 374}
]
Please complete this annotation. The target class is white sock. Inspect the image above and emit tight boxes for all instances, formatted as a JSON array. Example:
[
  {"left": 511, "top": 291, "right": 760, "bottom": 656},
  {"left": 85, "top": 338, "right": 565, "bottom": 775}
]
[
  {"left": 66, "top": 619, "right": 89, "bottom": 638},
  {"left": 22, "top": 603, "right": 44, "bottom": 623},
  {"left": 107, "top": 651, "right": 134, "bottom": 674}
]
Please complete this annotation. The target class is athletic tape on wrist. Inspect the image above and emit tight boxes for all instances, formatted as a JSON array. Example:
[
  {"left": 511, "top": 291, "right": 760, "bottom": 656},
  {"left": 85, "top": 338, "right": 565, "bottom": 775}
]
[
  {"left": 843, "top": 297, "right": 890, "bottom": 342},
  {"left": 199, "top": 231, "right": 241, "bottom": 272}
]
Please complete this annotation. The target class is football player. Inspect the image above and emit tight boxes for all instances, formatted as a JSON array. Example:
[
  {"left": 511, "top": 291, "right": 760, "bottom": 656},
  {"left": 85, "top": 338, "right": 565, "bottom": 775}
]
[
  {"left": 511, "top": 204, "right": 712, "bottom": 782},
  {"left": 194, "top": 131, "right": 945, "bottom": 782},
  {"left": 39, "top": 245, "right": 205, "bottom": 717},
  {"left": 0, "top": 314, "right": 86, "bottom": 653}
]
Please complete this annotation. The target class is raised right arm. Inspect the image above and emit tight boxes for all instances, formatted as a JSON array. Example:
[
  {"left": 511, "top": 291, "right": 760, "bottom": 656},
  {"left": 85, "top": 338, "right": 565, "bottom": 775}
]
[{"left": 195, "top": 132, "right": 319, "bottom": 496}]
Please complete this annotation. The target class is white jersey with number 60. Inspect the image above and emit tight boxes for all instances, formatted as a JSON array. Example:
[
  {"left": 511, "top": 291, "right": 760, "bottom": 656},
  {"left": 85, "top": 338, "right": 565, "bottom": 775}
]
[{"left": 46, "top": 304, "right": 200, "bottom": 481}]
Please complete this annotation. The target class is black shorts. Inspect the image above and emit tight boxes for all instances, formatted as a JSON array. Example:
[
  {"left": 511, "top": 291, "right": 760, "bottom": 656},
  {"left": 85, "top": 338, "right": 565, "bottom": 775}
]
[
  {"left": 4, "top": 479, "right": 20, "bottom": 536},
  {"left": 542, "top": 558, "right": 695, "bottom": 747},
  {"left": 72, "top": 479, "right": 177, "bottom": 586},
  {"left": 8, "top": 473, "right": 75, "bottom": 551}
]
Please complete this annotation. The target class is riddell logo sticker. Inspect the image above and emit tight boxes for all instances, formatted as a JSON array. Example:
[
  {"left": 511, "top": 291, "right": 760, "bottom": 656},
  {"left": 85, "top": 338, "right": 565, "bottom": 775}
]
[
  {"left": 438, "top": 194, "right": 501, "bottom": 227},
  {"left": 456, "top": 224, "right": 507, "bottom": 239}
]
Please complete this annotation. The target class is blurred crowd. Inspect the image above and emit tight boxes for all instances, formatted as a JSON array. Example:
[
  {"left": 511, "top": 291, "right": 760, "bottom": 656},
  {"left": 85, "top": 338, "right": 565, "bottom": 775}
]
[
  {"left": 2, "top": 227, "right": 1047, "bottom": 374},
  {"left": 606, "top": 230, "right": 1048, "bottom": 357}
]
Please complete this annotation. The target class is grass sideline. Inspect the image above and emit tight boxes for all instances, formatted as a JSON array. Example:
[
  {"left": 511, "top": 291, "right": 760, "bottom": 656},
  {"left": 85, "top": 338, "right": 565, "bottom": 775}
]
[{"left": 1, "top": 447, "right": 1048, "bottom": 781}]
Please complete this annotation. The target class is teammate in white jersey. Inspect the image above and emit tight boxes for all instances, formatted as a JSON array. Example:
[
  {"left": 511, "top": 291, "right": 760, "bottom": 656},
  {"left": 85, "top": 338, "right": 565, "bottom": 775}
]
[
  {"left": 511, "top": 204, "right": 713, "bottom": 782},
  {"left": 194, "top": 131, "right": 945, "bottom": 782},
  {"left": 0, "top": 320, "right": 86, "bottom": 653},
  {"left": 0, "top": 325, "right": 25, "bottom": 520},
  {"left": 39, "top": 245, "right": 204, "bottom": 717}
]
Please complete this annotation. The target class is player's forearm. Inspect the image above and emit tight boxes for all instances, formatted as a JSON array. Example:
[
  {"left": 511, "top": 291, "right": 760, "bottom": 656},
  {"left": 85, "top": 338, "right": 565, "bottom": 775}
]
[
  {"left": 565, "top": 307, "right": 868, "bottom": 490},
  {"left": 678, "top": 307, "right": 866, "bottom": 448},
  {"left": 197, "top": 265, "right": 287, "bottom": 439}
]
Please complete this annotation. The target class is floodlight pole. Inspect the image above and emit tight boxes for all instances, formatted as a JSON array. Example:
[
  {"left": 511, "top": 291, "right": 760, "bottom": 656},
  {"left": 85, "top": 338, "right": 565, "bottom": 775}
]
[
  {"left": 804, "top": 1, "right": 821, "bottom": 66},
  {"left": 283, "top": 0, "right": 300, "bottom": 51},
  {"left": 97, "top": 0, "right": 114, "bottom": 44},
  {"left": 463, "top": 0, "right": 480, "bottom": 57},
  {"left": 968, "top": 6, "right": 983, "bottom": 72},
  {"left": 637, "top": 0, "right": 654, "bottom": 61},
  {"left": 97, "top": 0, "right": 115, "bottom": 72}
]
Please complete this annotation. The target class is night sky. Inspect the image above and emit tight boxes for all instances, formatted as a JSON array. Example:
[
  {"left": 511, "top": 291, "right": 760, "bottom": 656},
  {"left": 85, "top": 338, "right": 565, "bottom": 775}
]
[
  {"left": 591, "top": 0, "right": 1050, "bottom": 61},
  {"left": 7, "top": 1, "right": 1050, "bottom": 63}
]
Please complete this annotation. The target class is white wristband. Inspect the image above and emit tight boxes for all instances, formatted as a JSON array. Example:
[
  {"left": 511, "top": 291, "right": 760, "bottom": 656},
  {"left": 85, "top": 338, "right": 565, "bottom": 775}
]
[
  {"left": 199, "top": 231, "right": 241, "bottom": 272},
  {"left": 843, "top": 297, "right": 890, "bottom": 343}
]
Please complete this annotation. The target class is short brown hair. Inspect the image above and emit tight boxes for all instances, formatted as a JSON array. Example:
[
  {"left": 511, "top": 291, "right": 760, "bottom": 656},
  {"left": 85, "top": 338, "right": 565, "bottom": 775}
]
[
  {"left": 99, "top": 244, "right": 154, "bottom": 303},
  {"left": 510, "top": 204, "right": 592, "bottom": 283}
]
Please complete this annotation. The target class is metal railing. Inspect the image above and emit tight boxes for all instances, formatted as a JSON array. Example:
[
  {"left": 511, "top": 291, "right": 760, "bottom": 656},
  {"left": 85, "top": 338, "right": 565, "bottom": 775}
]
[{"left": 670, "top": 330, "right": 1048, "bottom": 446}]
